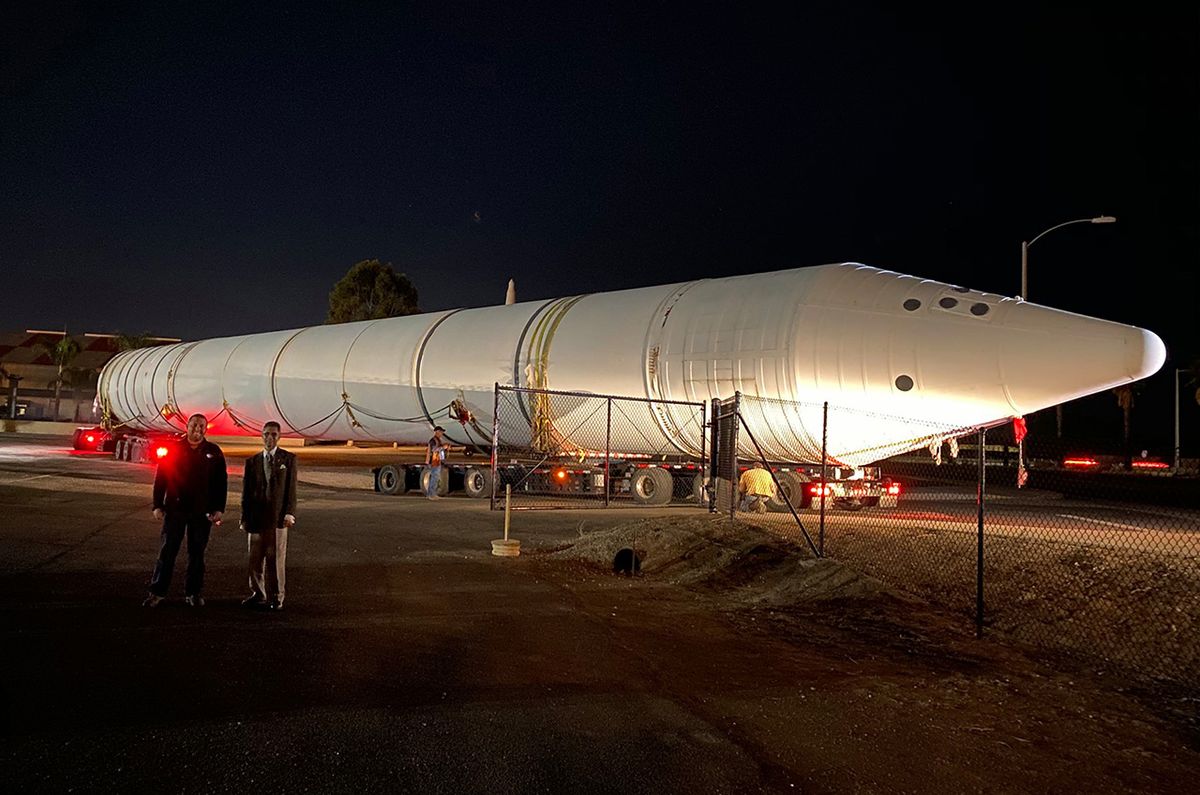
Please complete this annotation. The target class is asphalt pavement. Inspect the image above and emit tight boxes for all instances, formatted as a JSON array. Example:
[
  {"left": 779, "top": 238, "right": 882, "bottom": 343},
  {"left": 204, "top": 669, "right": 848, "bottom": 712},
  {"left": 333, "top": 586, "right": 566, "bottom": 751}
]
[{"left": 2, "top": 434, "right": 1198, "bottom": 793}]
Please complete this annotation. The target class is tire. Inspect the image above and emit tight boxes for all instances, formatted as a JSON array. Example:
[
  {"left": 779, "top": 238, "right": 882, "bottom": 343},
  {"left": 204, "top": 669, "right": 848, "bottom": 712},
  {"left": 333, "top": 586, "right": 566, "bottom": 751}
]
[
  {"left": 377, "top": 465, "right": 404, "bottom": 495},
  {"left": 420, "top": 467, "right": 450, "bottom": 497},
  {"left": 113, "top": 439, "right": 126, "bottom": 461},
  {"left": 129, "top": 439, "right": 145, "bottom": 463},
  {"left": 464, "top": 466, "right": 493, "bottom": 499},
  {"left": 630, "top": 467, "right": 672, "bottom": 506},
  {"left": 768, "top": 471, "right": 808, "bottom": 512}
]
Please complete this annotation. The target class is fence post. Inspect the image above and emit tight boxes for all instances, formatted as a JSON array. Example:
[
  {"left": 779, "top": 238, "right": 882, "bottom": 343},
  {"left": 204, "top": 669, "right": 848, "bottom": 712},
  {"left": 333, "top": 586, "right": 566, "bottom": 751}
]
[
  {"left": 709, "top": 398, "right": 719, "bottom": 514},
  {"left": 604, "top": 397, "right": 612, "bottom": 508},
  {"left": 820, "top": 401, "right": 828, "bottom": 557},
  {"left": 490, "top": 383, "right": 501, "bottom": 511},
  {"left": 976, "top": 427, "right": 986, "bottom": 638},
  {"left": 730, "top": 392, "right": 741, "bottom": 521},
  {"left": 698, "top": 401, "right": 707, "bottom": 512}
]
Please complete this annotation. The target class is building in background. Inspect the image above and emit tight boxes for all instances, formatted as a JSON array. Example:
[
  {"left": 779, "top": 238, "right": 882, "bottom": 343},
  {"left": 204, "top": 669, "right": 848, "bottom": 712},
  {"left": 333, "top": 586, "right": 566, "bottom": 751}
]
[{"left": 0, "top": 331, "right": 178, "bottom": 422}]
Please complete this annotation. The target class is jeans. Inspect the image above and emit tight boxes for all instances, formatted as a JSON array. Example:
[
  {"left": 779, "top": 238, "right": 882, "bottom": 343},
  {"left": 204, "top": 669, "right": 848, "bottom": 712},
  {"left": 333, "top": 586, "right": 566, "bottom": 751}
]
[
  {"left": 149, "top": 512, "right": 212, "bottom": 597},
  {"left": 425, "top": 465, "right": 443, "bottom": 497},
  {"left": 740, "top": 494, "right": 768, "bottom": 513}
]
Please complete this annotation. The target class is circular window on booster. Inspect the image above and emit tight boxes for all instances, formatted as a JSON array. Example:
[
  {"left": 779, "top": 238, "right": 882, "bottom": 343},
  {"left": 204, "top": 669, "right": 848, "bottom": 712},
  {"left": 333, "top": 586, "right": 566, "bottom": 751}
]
[
  {"left": 938, "top": 297, "right": 958, "bottom": 309},
  {"left": 903, "top": 298, "right": 921, "bottom": 311},
  {"left": 895, "top": 375, "right": 914, "bottom": 391},
  {"left": 970, "top": 302, "right": 990, "bottom": 316}
]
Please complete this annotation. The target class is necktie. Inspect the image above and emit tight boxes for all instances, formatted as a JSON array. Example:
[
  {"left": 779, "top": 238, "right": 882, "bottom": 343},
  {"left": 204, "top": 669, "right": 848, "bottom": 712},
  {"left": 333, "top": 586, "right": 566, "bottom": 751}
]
[{"left": 264, "top": 452, "right": 273, "bottom": 493}]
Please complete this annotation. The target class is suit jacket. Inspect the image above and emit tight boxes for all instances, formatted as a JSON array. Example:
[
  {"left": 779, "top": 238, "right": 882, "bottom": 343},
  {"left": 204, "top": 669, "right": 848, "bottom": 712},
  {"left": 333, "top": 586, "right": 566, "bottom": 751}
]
[{"left": 241, "top": 448, "right": 298, "bottom": 533}]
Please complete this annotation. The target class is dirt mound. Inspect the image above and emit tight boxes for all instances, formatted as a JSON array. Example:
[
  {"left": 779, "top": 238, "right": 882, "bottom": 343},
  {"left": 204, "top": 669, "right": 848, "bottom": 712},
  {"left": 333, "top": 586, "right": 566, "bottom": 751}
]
[{"left": 540, "top": 514, "right": 904, "bottom": 607}]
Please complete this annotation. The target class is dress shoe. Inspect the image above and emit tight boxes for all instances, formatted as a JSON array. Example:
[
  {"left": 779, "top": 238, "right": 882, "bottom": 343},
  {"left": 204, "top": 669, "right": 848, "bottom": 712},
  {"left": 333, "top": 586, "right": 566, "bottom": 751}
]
[
  {"left": 241, "top": 593, "right": 264, "bottom": 607},
  {"left": 142, "top": 593, "right": 163, "bottom": 608},
  {"left": 184, "top": 594, "right": 205, "bottom": 607},
  {"left": 268, "top": 600, "right": 284, "bottom": 611}
]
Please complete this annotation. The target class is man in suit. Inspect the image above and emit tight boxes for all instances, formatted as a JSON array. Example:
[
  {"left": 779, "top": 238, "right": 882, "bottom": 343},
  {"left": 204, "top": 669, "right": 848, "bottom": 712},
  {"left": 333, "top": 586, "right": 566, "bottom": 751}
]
[
  {"left": 144, "top": 413, "right": 227, "bottom": 607},
  {"left": 239, "top": 421, "right": 297, "bottom": 610}
]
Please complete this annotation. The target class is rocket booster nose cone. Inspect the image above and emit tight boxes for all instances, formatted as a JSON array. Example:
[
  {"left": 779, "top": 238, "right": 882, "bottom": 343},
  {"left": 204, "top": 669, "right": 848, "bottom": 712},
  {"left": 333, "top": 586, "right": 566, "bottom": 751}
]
[
  {"left": 998, "top": 302, "right": 1166, "bottom": 415},
  {"left": 1130, "top": 327, "right": 1168, "bottom": 382}
]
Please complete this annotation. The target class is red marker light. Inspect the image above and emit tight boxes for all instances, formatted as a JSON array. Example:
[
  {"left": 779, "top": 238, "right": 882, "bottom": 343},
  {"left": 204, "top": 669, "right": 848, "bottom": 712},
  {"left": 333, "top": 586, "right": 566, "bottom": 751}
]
[
  {"left": 887, "top": 483, "right": 902, "bottom": 495},
  {"left": 85, "top": 434, "right": 95, "bottom": 443},
  {"left": 156, "top": 446, "right": 169, "bottom": 459},
  {"left": 1064, "top": 457, "right": 1099, "bottom": 468}
]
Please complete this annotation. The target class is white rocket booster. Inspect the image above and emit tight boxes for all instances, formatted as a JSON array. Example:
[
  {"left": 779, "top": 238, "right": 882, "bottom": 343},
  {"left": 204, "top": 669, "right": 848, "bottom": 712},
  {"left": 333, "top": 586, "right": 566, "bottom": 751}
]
[{"left": 96, "top": 263, "right": 1165, "bottom": 466}]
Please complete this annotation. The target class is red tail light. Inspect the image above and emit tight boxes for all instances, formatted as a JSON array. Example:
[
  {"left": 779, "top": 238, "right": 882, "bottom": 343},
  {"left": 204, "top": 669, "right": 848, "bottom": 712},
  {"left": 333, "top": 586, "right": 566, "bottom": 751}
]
[
  {"left": 887, "top": 483, "right": 901, "bottom": 495},
  {"left": 156, "top": 446, "right": 170, "bottom": 459},
  {"left": 85, "top": 434, "right": 95, "bottom": 443},
  {"left": 809, "top": 484, "right": 831, "bottom": 497},
  {"left": 1064, "top": 457, "right": 1099, "bottom": 468}
]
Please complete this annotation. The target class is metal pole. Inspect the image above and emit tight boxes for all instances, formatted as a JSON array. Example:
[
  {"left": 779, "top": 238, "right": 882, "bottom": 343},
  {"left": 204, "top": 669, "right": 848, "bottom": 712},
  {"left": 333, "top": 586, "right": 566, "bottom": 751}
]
[
  {"left": 976, "top": 427, "right": 986, "bottom": 638},
  {"left": 698, "top": 401, "right": 707, "bottom": 512},
  {"left": 820, "top": 401, "right": 828, "bottom": 557},
  {"left": 709, "top": 398, "right": 719, "bottom": 514},
  {"left": 490, "top": 383, "right": 501, "bottom": 511},
  {"left": 1020, "top": 240, "right": 1028, "bottom": 300},
  {"left": 730, "top": 392, "right": 741, "bottom": 521},
  {"left": 1175, "top": 369, "right": 1182, "bottom": 472},
  {"left": 604, "top": 397, "right": 611, "bottom": 508}
]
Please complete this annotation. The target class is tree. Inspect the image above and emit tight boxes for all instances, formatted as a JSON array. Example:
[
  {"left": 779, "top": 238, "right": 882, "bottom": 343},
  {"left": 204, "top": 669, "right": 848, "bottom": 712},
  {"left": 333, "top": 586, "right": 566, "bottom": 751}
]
[
  {"left": 1183, "top": 355, "right": 1200, "bottom": 407},
  {"left": 326, "top": 259, "right": 420, "bottom": 324},
  {"left": 115, "top": 333, "right": 158, "bottom": 352},
  {"left": 35, "top": 335, "right": 82, "bottom": 421}
]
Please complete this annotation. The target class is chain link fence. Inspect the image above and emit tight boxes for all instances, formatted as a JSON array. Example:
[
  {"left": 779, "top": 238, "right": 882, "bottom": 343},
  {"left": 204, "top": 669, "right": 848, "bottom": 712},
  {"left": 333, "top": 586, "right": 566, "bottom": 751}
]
[
  {"left": 722, "top": 393, "right": 1200, "bottom": 687},
  {"left": 490, "top": 386, "right": 707, "bottom": 510}
]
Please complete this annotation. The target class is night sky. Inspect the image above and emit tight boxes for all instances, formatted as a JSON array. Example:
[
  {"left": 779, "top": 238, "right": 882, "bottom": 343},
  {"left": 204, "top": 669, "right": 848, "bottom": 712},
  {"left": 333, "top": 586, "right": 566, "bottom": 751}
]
[{"left": 3, "top": 3, "right": 1198, "bottom": 446}]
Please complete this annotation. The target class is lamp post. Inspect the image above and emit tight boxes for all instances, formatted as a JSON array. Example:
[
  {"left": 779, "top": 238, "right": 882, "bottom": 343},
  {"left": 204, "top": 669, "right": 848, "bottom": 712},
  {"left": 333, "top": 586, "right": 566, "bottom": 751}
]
[
  {"left": 1020, "top": 215, "right": 1117, "bottom": 438},
  {"left": 1020, "top": 215, "right": 1116, "bottom": 301}
]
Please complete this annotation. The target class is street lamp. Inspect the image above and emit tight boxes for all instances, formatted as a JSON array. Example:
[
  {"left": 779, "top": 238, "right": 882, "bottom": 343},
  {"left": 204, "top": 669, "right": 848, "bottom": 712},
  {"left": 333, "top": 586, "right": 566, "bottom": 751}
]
[
  {"left": 1019, "top": 215, "right": 1117, "bottom": 439},
  {"left": 1020, "top": 215, "right": 1116, "bottom": 300}
]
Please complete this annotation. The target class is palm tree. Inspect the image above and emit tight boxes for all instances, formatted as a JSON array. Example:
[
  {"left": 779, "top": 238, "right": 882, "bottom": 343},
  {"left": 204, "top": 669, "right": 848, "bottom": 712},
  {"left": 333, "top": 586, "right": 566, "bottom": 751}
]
[
  {"left": 35, "top": 335, "right": 82, "bottom": 421},
  {"left": 115, "top": 332, "right": 157, "bottom": 352}
]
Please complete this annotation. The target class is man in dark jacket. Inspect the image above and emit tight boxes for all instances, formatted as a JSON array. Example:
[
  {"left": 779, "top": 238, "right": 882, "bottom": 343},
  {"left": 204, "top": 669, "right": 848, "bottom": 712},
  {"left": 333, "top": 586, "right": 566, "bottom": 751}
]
[
  {"left": 239, "top": 421, "right": 297, "bottom": 610},
  {"left": 144, "top": 413, "right": 227, "bottom": 607}
]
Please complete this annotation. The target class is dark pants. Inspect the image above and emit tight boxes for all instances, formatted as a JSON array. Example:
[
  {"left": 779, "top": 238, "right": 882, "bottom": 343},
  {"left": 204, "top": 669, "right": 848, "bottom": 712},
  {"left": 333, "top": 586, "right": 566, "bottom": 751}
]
[{"left": 149, "top": 512, "right": 212, "bottom": 597}]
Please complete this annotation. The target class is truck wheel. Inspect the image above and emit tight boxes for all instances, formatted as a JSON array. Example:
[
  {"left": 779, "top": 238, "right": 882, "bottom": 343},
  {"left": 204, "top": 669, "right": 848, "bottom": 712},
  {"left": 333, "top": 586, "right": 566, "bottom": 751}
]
[
  {"left": 113, "top": 439, "right": 126, "bottom": 461},
  {"left": 420, "top": 467, "right": 450, "bottom": 497},
  {"left": 464, "top": 467, "right": 493, "bottom": 499},
  {"left": 768, "top": 472, "right": 807, "bottom": 512},
  {"left": 377, "top": 465, "right": 404, "bottom": 495},
  {"left": 130, "top": 440, "right": 145, "bottom": 463},
  {"left": 630, "top": 467, "right": 672, "bottom": 506}
]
